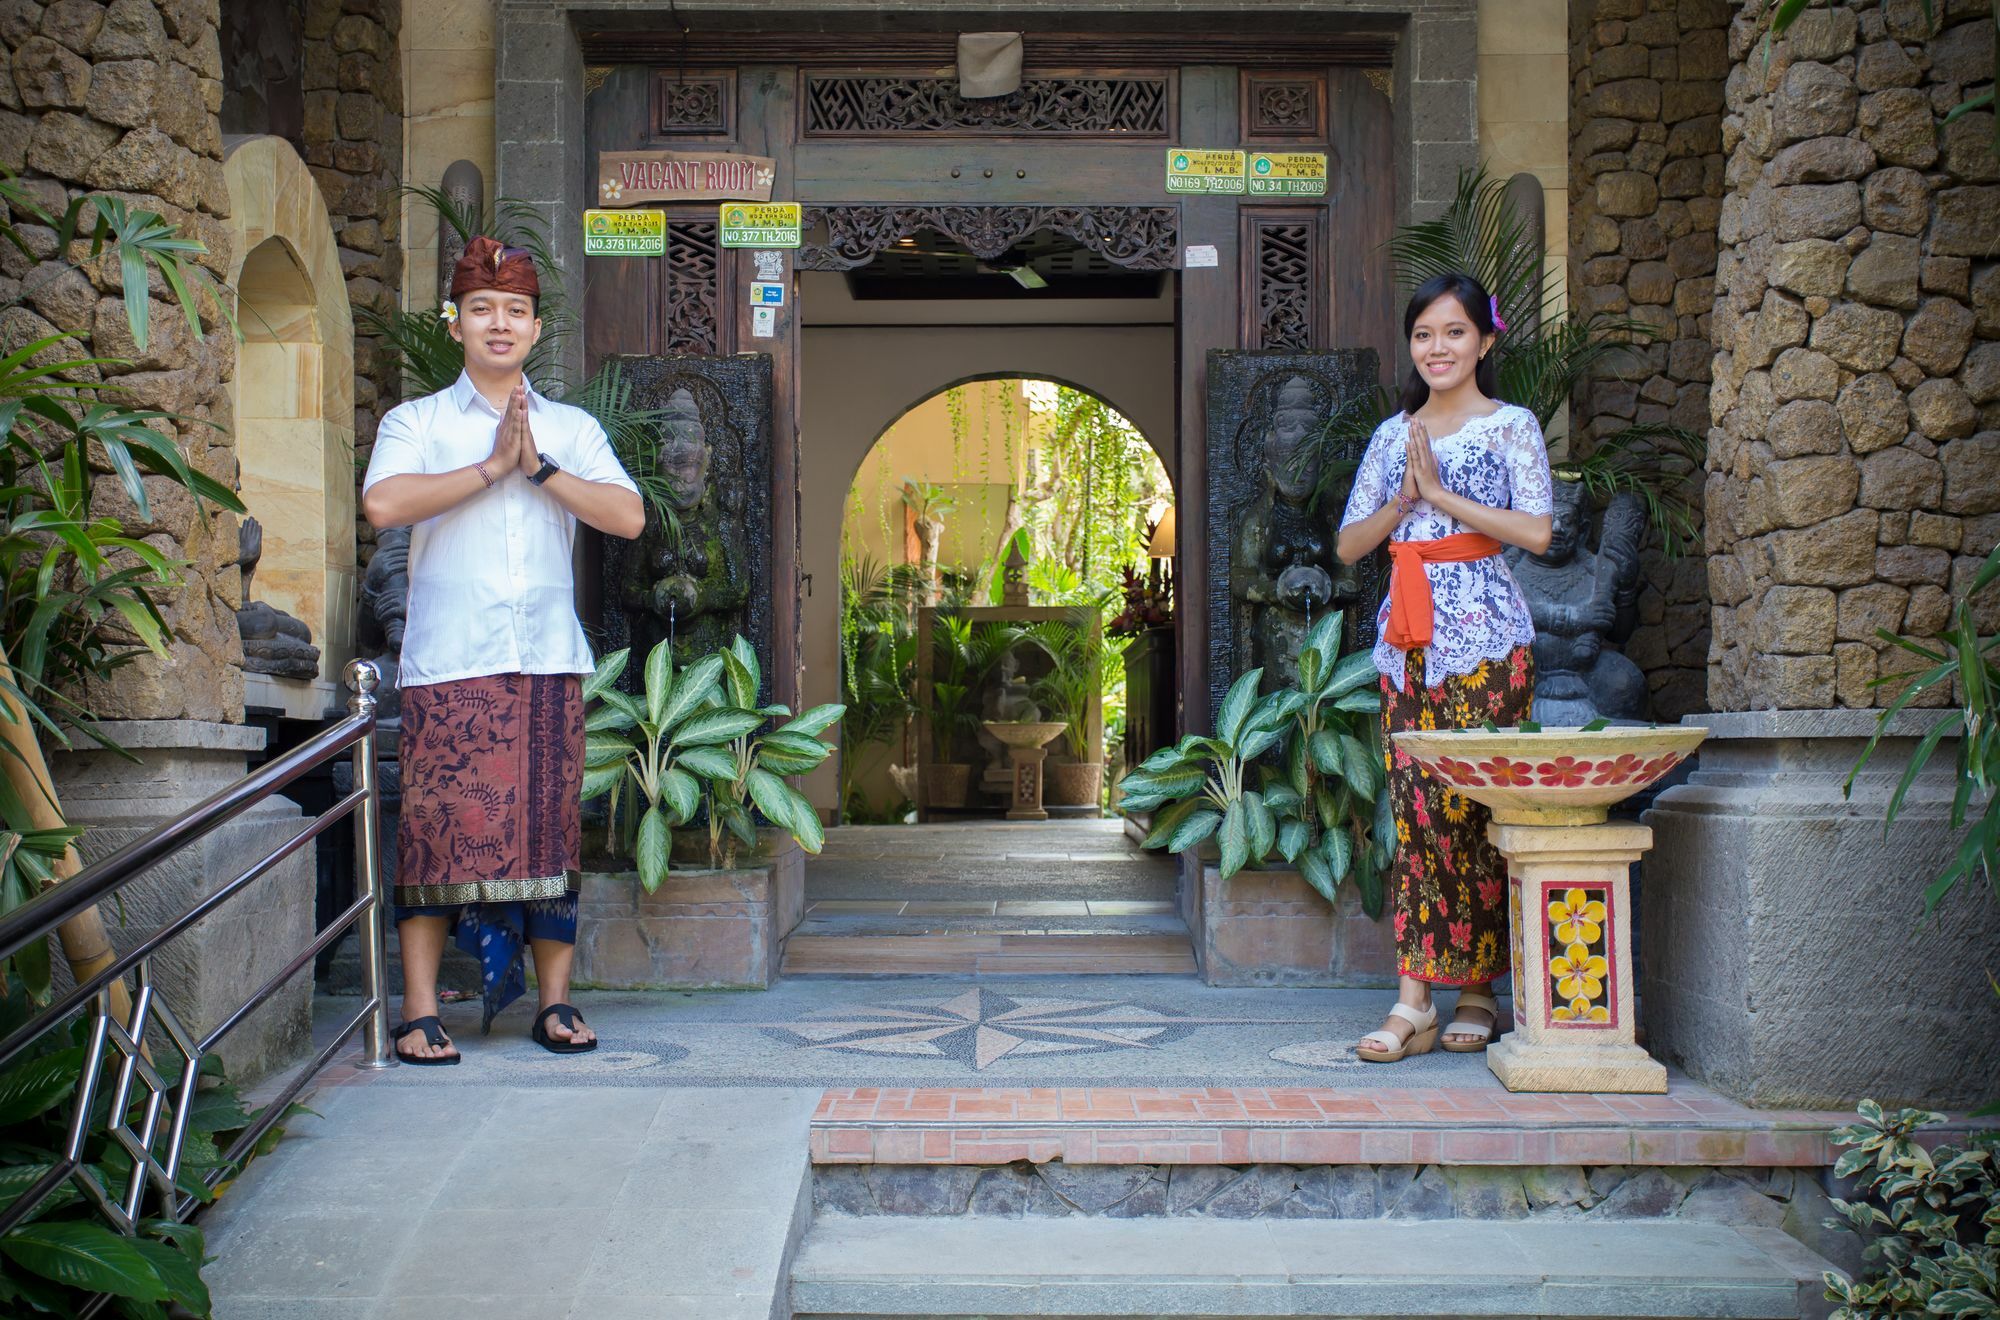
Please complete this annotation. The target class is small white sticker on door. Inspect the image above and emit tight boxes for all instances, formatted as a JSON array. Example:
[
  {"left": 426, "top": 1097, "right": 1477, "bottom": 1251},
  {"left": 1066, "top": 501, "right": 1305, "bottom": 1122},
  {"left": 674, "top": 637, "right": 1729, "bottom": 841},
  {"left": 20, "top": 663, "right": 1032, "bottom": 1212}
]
[
  {"left": 751, "top": 305, "right": 777, "bottom": 338},
  {"left": 1184, "top": 244, "right": 1219, "bottom": 268},
  {"left": 753, "top": 250, "right": 785, "bottom": 282}
]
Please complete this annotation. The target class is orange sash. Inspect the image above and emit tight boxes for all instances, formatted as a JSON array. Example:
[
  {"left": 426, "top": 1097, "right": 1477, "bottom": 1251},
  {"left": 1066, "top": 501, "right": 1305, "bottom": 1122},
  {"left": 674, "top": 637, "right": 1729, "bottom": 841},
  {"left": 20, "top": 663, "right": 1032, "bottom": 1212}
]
[{"left": 1384, "top": 533, "right": 1504, "bottom": 651}]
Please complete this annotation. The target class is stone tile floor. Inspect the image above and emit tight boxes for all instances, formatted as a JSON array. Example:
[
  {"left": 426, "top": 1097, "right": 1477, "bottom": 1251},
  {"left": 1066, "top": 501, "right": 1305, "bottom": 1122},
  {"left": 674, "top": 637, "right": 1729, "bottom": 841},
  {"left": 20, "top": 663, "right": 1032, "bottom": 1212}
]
[{"left": 805, "top": 819, "right": 1177, "bottom": 903}]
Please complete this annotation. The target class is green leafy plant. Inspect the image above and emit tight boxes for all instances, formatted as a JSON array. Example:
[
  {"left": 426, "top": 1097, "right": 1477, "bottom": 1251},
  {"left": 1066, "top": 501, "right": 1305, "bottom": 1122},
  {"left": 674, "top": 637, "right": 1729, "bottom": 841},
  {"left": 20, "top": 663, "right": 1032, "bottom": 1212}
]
[
  {"left": 929, "top": 613, "right": 1025, "bottom": 764},
  {"left": 1118, "top": 612, "right": 1387, "bottom": 912},
  {"left": 838, "top": 556, "right": 921, "bottom": 821},
  {"left": 1845, "top": 537, "right": 2000, "bottom": 912},
  {"left": 581, "top": 636, "right": 843, "bottom": 881},
  {"left": 0, "top": 169, "right": 247, "bottom": 993},
  {"left": 0, "top": 983, "right": 303, "bottom": 1318},
  {"left": 1820, "top": 1101, "right": 1999, "bottom": 1318},
  {"left": 1024, "top": 611, "right": 1119, "bottom": 764},
  {"left": 1303, "top": 168, "right": 1706, "bottom": 555}
]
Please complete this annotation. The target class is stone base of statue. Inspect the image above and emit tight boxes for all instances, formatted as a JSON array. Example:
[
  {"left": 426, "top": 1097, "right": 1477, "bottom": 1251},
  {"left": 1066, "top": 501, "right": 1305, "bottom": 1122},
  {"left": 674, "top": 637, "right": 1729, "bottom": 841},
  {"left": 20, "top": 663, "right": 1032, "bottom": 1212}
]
[
  {"left": 1487, "top": 820, "right": 1667, "bottom": 1094},
  {"left": 50, "top": 722, "right": 314, "bottom": 1084},
  {"left": 1006, "top": 747, "right": 1050, "bottom": 821}
]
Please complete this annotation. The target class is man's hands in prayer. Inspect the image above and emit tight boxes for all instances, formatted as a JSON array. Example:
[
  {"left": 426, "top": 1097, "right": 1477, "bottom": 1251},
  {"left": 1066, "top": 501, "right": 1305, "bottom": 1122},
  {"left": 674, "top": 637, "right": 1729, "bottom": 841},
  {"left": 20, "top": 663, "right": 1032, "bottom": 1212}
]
[{"left": 487, "top": 384, "right": 534, "bottom": 476}]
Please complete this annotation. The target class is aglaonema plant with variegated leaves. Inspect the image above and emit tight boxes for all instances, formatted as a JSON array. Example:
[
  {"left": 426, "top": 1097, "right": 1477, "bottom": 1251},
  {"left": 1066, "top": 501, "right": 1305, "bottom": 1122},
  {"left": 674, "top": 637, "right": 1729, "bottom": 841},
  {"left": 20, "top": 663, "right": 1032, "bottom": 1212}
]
[
  {"left": 581, "top": 635, "right": 843, "bottom": 886},
  {"left": 1117, "top": 610, "right": 1391, "bottom": 915}
]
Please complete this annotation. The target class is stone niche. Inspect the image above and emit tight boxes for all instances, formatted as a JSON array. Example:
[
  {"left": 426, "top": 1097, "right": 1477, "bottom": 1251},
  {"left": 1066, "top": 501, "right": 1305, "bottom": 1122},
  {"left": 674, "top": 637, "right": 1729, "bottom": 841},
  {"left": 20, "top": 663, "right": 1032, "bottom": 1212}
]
[
  {"left": 574, "top": 834, "right": 804, "bottom": 989},
  {"left": 1203, "top": 349, "right": 1380, "bottom": 726},
  {"left": 52, "top": 723, "right": 316, "bottom": 1085},
  {"left": 1644, "top": 711, "right": 2000, "bottom": 1109},
  {"left": 601, "top": 354, "right": 774, "bottom": 681}
]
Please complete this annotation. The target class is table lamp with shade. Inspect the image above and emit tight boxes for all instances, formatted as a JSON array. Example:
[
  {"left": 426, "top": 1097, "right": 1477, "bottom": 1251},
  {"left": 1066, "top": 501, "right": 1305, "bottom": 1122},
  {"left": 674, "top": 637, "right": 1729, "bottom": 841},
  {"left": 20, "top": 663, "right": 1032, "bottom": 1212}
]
[{"left": 1146, "top": 506, "right": 1175, "bottom": 598}]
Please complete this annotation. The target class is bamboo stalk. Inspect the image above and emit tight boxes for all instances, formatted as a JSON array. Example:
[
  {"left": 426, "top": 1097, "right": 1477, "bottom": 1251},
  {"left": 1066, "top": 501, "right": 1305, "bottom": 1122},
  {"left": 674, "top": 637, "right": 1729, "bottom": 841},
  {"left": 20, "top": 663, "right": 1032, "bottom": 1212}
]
[{"left": 0, "top": 643, "right": 134, "bottom": 1024}]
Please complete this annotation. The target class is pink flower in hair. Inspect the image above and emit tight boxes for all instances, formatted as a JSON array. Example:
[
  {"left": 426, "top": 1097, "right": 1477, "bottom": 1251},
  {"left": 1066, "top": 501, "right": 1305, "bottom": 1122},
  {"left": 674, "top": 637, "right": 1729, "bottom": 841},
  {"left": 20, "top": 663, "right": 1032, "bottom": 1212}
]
[{"left": 1489, "top": 295, "right": 1508, "bottom": 334}]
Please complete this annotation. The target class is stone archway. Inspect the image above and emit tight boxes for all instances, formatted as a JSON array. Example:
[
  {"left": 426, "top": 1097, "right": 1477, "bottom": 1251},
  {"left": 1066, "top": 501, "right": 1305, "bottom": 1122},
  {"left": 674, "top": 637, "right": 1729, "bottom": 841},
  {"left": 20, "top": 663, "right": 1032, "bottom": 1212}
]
[{"left": 221, "top": 135, "right": 357, "bottom": 685}]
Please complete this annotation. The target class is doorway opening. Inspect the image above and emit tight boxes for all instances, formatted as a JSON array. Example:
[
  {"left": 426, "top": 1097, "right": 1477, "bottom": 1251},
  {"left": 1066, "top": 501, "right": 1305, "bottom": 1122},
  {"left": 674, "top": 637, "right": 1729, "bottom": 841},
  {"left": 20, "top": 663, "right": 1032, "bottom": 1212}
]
[{"left": 792, "top": 228, "right": 1192, "bottom": 975}]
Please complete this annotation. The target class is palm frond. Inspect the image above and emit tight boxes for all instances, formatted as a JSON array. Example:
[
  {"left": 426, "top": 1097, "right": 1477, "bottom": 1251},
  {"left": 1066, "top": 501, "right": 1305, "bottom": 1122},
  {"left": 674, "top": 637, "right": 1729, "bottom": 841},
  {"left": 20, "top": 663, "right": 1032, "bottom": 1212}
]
[
  {"left": 1557, "top": 422, "right": 1706, "bottom": 557},
  {"left": 1387, "top": 168, "right": 1558, "bottom": 335}
]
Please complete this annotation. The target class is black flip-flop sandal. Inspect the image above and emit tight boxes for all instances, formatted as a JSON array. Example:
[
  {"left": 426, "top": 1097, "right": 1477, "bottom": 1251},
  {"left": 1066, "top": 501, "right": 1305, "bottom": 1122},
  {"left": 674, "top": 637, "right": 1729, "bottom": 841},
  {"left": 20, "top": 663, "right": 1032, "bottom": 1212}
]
[
  {"left": 531, "top": 1003, "right": 598, "bottom": 1055},
  {"left": 391, "top": 1016, "right": 460, "bottom": 1066}
]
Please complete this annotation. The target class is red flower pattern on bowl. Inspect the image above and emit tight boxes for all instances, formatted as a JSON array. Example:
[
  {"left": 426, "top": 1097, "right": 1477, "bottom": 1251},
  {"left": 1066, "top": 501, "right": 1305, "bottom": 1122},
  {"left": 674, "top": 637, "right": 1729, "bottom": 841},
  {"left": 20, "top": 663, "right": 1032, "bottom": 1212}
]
[
  {"left": 1479, "top": 757, "right": 1535, "bottom": 787},
  {"left": 1390, "top": 726, "right": 1710, "bottom": 826},
  {"left": 1536, "top": 755, "right": 1590, "bottom": 788}
]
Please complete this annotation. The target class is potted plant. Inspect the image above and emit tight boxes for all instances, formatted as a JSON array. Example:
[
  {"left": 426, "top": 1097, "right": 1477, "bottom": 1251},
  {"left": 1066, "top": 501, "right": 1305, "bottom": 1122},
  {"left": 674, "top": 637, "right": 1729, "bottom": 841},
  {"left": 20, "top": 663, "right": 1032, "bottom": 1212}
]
[
  {"left": 925, "top": 613, "right": 1022, "bottom": 809},
  {"left": 1027, "top": 613, "right": 1121, "bottom": 808},
  {"left": 581, "top": 636, "right": 842, "bottom": 889}
]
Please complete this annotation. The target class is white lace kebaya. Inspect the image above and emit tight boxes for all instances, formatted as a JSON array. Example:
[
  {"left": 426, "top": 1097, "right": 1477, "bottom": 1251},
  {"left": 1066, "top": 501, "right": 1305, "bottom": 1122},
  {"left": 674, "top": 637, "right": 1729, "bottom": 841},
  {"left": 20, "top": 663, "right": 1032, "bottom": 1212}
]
[{"left": 1339, "top": 404, "right": 1555, "bottom": 691}]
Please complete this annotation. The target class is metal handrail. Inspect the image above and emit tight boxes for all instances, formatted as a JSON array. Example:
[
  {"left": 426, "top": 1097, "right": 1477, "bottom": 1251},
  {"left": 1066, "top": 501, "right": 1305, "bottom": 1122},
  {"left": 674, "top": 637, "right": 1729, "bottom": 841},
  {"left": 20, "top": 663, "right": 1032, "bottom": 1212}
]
[{"left": 0, "top": 659, "right": 393, "bottom": 1241}]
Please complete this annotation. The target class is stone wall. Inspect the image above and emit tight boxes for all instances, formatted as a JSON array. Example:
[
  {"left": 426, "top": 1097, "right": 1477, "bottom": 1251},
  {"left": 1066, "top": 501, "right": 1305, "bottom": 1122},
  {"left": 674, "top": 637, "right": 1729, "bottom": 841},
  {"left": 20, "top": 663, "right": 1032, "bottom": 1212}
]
[
  {"left": 1569, "top": 0, "right": 1731, "bottom": 720},
  {"left": 0, "top": 0, "right": 246, "bottom": 720},
  {"left": 1707, "top": 0, "right": 1998, "bottom": 711}
]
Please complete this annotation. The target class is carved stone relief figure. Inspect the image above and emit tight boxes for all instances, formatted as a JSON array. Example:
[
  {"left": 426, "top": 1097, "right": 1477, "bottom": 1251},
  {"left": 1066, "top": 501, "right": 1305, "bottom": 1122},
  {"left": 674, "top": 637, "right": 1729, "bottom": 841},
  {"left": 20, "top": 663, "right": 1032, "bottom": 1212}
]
[
  {"left": 234, "top": 517, "right": 320, "bottom": 680},
  {"left": 1504, "top": 483, "right": 1649, "bottom": 725},
  {"left": 356, "top": 525, "right": 410, "bottom": 721},
  {"left": 1231, "top": 373, "right": 1358, "bottom": 691},
  {"left": 622, "top": 382, "right": 751, "bottom": 667}
]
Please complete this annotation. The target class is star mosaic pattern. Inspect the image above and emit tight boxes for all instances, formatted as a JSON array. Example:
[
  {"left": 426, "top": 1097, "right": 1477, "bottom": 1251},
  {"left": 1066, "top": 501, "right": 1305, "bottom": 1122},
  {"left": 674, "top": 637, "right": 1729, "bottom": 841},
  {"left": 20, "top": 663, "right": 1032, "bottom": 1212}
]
[{"left": 762, "top": 988, "right": 1206, "bottom": 1070}]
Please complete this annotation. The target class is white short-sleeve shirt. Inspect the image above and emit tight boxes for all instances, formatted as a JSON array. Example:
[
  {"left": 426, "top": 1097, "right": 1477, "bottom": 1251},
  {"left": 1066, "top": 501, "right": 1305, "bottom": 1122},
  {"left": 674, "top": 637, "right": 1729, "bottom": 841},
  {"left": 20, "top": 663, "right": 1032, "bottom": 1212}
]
[{"left": 362, "top": 373, "right": 638, "bottom": 688}]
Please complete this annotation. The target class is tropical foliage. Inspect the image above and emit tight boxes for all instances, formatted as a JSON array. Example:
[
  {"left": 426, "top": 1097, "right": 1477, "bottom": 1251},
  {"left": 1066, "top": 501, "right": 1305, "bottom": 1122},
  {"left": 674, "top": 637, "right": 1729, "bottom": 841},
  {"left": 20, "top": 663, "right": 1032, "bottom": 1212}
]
[
  {"left": 0, "top": 982, "right": 301, "bottom": 1318},
  {"left": 930, "top": 614, "right": 1025, "bottom": 764},
  {"left": 357, "top": 186, "right": 683, "bottom": 529},
  {"left": 838, "top": 557, "right": 922, "bottom": 822},
  {"left": 1119, "top": 612, "right": 1390, "bottom": 912},
  {"left": 0, "top": 170, "right": 246, "bottom": 996},
  {"left": 1845, "top": 537, "right": 2000, "bottom": 914},
  {"left": 1820, "top": 1102, "right": 1998, "bottom": 1318},
  {"left": 581, "top": 635, "right": 843, "bottom": 882},
  {"left": 1303, "top": 168, "right": 1706, "bottom": 555},
  {"left": 1025, "top": 612, "right": 1123, "bottom": 765}
]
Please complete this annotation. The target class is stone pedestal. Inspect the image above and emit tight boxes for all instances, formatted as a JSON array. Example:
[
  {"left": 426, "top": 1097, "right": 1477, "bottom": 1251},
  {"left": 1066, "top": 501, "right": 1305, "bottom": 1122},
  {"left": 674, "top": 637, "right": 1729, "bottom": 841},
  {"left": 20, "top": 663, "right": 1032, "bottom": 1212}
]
[
  {"left": 1005, "top": 746, "right": 1050, "bottom": 821},
  {"left": 51, "top": 721, "right": 316, "bottom": 1085},
  {"left": 1643, "top": 711, "right": 2000, "bottom": 1109},
  {"left": 1487, "top": 820, "right": 1667, "bottom": 1094},
  {"left": 1195, "top": 865, "right": 1395, "bottom": 987}
]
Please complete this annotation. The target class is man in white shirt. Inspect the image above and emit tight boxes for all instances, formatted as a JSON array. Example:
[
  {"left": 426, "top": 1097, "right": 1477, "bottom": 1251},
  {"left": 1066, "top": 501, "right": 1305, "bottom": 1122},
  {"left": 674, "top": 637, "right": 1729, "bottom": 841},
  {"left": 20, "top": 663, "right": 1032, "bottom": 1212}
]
[{"left": 361, "top": 238, "right": 644, "bottom": 1065}]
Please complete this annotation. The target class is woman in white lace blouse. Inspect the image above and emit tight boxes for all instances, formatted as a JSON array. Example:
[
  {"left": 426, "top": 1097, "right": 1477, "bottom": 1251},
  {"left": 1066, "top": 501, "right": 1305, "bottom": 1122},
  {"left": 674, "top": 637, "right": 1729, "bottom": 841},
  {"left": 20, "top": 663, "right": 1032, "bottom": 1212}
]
[{"left": 1336, "top": 272, "right": 1554, "bottom": 1064}]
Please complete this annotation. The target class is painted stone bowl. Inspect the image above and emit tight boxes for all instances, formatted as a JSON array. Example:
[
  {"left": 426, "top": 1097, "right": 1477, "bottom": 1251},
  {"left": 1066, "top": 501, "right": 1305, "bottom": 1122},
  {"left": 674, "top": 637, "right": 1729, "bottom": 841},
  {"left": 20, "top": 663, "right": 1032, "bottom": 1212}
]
[{"left": 1390, "top": 725, "right": 1709, "bottom": 826}]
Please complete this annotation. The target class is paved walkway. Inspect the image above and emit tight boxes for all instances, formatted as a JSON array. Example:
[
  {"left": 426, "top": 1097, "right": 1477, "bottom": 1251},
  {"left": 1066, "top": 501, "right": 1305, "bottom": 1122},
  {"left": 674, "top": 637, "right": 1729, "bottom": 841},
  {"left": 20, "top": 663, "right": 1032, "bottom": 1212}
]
[{"left": 203, "top": 1083, "right": 820, "bottom": 1319}]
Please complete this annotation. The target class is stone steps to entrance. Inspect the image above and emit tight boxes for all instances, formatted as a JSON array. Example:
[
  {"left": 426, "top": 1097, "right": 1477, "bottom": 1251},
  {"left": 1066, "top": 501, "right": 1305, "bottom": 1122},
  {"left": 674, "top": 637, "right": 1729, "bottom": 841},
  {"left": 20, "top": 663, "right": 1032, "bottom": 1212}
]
[
  {"left": 782, "top": 931, "right": 1200, "bottom": 976},
  {"left": 789, "top": 1216, "right": 1835, "bottom": 1318}
]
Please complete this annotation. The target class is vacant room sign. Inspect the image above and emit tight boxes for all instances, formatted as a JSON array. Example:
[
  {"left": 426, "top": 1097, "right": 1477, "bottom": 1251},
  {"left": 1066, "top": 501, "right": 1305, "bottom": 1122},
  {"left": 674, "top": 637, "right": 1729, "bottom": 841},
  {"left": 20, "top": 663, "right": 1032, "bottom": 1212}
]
[{"left": 597, "top": 151, "right": 776, "bottom": 206}]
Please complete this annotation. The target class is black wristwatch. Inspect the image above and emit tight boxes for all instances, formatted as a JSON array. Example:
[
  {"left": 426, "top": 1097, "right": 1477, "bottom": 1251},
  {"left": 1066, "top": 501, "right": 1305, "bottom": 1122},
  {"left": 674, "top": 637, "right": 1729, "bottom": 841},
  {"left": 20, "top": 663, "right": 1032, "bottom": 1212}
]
[{"left": 528, "top": 452, "right": 560, "bottom": 486}]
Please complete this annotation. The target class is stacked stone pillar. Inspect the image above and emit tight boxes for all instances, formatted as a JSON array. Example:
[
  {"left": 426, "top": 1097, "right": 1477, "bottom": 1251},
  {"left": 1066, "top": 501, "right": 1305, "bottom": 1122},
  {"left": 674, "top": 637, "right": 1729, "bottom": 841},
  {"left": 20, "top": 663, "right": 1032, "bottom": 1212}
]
[{"left": 1645, "top": 0, "right": 2000, "bottom": 1109}]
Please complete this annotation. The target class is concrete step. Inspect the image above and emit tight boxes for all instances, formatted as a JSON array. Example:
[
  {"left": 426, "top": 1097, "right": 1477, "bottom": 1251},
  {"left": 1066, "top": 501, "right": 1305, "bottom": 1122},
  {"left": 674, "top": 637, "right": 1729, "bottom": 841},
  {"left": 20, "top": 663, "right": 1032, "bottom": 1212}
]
[
  {"left": 782, "top": 931, "right": 1200, "bottom": 976},
  {"left": 790, "top": 1215, "right": 1835, "bottom": 1318}
]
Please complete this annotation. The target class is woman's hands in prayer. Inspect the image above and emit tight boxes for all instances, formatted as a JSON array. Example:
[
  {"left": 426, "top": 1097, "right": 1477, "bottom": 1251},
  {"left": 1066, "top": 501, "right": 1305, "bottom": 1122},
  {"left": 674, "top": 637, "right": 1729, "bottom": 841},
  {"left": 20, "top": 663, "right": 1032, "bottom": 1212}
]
[{"left": 1405, "top": 417, "right": 1441, "bottom": 503}]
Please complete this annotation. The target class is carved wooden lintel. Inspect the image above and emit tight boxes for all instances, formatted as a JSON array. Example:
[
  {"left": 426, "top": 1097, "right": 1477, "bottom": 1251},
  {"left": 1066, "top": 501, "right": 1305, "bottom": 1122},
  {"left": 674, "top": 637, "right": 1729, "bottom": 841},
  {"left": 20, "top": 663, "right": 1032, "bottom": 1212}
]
[
  {"left": 803, "top": 73, "right": 1171, "bottom": 138},
  {"left": 798, "top": 205, "right": 1180, "bottom": 272}
]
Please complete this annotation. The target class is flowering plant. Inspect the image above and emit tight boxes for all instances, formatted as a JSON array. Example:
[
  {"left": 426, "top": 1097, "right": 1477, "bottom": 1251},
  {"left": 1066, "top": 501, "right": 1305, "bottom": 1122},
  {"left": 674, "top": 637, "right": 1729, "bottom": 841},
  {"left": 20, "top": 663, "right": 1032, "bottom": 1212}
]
[
  {"left": 438, "top": 299, "right": 458, "bottom": 325},
  {"left": 1106, "top": 565, "right": 1172, "bottom": 637}
]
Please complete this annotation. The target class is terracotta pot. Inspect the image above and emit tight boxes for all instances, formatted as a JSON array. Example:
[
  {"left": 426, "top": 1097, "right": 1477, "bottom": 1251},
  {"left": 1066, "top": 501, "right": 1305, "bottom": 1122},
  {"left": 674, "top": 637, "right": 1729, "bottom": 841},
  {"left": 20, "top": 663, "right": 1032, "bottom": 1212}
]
[
  {"left": 928, "top": 763, "right": 972, "bottom": 808},
  {"left": 1044, "top": 760, "right": 1104, "bottom": 807}
]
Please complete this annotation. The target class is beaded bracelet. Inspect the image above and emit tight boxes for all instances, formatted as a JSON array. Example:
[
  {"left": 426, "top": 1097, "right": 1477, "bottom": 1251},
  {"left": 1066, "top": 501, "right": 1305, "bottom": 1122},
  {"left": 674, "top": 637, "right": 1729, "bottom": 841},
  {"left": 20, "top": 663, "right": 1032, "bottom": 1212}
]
[
  {"left": 474, "top": 461, "right": 495, "bottom": 489},
  {"left": 1395, "top": 493, "right": 1416, "bottom": 516}
]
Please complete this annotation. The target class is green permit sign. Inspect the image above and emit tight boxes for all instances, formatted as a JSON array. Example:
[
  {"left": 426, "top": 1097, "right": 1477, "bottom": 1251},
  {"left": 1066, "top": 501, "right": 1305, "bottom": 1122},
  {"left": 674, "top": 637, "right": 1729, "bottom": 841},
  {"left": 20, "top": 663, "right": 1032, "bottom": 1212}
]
[
  {"left": 1247, "top": 152, "right": 1329, "bottom": 197},
  {"left": 720, "top": 202, "right": 802, "bottom": 248},
  {"left": 1165, "top": 149, "right": 1246, "bottom": 195},
  {"left": 583, "top": 209, "right": 666, "bottom": 256}
]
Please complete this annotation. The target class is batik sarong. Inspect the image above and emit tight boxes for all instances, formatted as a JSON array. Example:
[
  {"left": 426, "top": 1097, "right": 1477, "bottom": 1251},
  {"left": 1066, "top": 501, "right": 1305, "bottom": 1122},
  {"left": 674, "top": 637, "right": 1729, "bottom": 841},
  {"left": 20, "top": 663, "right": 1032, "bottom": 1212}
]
[
  {"left": 395, "top": 672, "right": 583, "bottom": 1029},
  {"left": 1379, "top": 644, "right": 1534, "bottom": 985}
]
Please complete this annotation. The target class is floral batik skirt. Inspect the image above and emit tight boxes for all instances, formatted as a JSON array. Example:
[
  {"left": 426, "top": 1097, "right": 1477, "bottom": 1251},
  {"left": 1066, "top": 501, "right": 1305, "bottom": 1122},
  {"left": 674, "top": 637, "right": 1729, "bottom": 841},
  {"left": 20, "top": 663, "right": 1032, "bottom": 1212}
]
[
  {"left": 1380, "top": 644, "right": 1534, "bottom": 985},
  {"left": 395, "top": 672, "right": 584, "bottom": 1030}
]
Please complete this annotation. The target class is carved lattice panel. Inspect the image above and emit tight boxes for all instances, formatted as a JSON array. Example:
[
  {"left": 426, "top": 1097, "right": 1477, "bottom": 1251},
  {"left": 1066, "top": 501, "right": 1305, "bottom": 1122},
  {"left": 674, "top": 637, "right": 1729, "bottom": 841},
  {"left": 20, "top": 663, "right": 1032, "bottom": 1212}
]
[
  {"left": 663, "top": 221, "right": 721, "bottom": 355},
  {"left": 799, "top": 205, "right": 1179, "bottom": 273},
  {"left": 802, "top": 73, "right": 1171, "bottom": 137},
  {"left": 1242, "top": 211, "right": 1327, "bottom": 352},
  {"left": 653, "top": 73, "right": 733, "bottom": 138},
  {"left": 1243, "top": 73, "right": 1326, "bottom": 141}
]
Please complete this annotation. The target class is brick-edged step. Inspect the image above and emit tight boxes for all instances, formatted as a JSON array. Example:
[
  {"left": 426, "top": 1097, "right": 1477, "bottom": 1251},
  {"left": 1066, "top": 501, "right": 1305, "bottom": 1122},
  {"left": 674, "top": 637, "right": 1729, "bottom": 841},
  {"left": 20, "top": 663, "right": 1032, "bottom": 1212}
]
[{"left": 791, "top": 1216, "right": 1836, "bottom": 1318}]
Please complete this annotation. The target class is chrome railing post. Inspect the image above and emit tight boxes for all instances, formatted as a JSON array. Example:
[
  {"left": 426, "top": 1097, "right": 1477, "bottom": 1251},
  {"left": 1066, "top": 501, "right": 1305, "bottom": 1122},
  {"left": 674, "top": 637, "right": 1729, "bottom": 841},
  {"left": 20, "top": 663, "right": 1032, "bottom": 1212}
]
[{"left": 345, "top": 660, "right": 393, "bottom": 1069}]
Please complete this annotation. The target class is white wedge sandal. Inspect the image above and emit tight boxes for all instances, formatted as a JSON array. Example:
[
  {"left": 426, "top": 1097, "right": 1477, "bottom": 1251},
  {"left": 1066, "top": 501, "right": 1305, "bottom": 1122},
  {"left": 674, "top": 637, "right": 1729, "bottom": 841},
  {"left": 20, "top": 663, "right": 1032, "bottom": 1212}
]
[
  {"left": 1355, "top": 1001, "right": 1439, "bottom": 1063},
  {"left": 1442, "top": 990, "right": 1499, "bottom": 1053}
]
